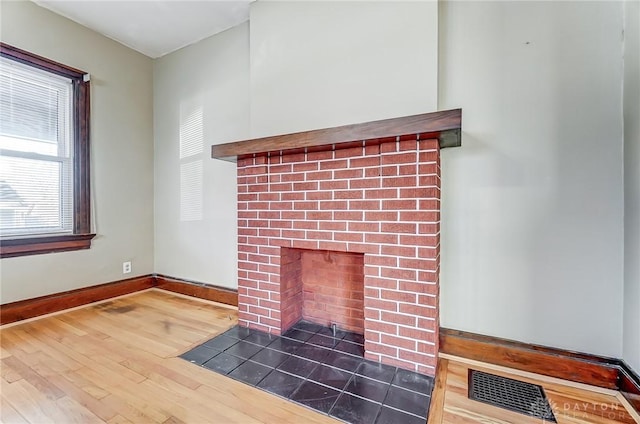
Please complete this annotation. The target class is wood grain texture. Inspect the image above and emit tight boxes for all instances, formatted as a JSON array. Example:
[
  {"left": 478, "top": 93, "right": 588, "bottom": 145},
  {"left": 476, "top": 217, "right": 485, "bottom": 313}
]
[
  {"left": 440, "top": 328, "right": 621, "bottom": 389},
  {"left": 154, "top": 274, "right": 238, "bottom": 307},
  {"left": 0, "top": 290, "right": 340, "bottom": 424},
  {"left": 437, "top": 358, "right": 637, "bottom": 424},
  {"left": 427, "top": 358, "right": 449, "bottom": 424},
  {"left": 73, "top": 76, "right": 91, "bottom": 235},
  {"left": 0, "top": 276, "right": 155, "bottom": 325},
  {"left": 211, "top": 109, "right": 462, "bottom": 161}
]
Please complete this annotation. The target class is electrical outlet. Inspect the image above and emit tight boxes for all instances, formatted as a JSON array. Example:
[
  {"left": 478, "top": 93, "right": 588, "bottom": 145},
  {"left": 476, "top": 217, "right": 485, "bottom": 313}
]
[{"left": 122, "top": 261, "right": 132, "bottom": 274}]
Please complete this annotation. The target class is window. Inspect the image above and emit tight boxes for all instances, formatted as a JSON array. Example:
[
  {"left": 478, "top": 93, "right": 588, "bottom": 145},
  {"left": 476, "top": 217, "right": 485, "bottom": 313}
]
[{"left": 0, "top": 43, "right": 93, "bottom": 258}]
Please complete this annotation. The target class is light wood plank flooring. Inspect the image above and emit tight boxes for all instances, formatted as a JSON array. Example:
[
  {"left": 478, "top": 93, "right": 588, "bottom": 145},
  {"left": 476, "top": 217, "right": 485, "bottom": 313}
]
[
  {"left": 1, "top": 289, "right": 638, "bottom": 424},
  {"left": 0, "top": 289, "right": 340, "bottom": 424},
  {"left": 430, "top": 357, "right": 639, "bottom": 424}
]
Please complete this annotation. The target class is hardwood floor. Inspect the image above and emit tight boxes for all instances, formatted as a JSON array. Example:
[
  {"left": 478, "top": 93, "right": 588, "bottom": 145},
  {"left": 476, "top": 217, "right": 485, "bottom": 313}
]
[
  {"left": 0, "top": 289, "right": 339, "bottom": 424},
  {"left": 2, "top": 289, "right": 638, "bottom": 424},
  {"left": 430, "top": 356, "right": 639, "bottom": 424}
]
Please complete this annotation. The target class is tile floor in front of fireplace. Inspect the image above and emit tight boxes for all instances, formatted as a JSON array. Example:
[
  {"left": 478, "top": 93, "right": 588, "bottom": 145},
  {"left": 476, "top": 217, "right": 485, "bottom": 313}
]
[{"left": 180, "top": 321, "right": 434, "bottom": 424}]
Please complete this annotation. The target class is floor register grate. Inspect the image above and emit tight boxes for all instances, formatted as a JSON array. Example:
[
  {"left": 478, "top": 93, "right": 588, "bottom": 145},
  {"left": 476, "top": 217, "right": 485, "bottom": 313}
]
[{"left": 468, "top": 369, "right": 557, "bottom": 422}]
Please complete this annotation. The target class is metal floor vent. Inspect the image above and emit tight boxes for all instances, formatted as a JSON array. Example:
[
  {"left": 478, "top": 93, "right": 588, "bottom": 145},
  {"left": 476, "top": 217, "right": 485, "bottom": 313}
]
[{"left": 468, "top": 369, "right": 557, "bottom": 422}]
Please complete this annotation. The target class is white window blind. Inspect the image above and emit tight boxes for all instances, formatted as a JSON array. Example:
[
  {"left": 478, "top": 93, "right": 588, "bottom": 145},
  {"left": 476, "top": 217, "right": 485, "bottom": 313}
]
[{"left": 0, "top": 56, "right": 74, "bottom": 238}]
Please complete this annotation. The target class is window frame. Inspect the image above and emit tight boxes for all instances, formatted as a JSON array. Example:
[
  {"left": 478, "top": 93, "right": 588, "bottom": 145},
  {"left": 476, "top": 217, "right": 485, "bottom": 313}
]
[{"left": 0, "top": 43, "right": 94, "bottom": 258}]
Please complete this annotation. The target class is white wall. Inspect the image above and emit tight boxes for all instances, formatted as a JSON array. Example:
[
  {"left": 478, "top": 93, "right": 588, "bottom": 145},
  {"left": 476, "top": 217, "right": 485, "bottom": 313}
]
[
  {"left": 0, "top": 0, "right": 154, "bottom": 303},
  {"left": 623, "top": 0, "right": 640, "bottom": 373},
  {"left": 249, "top": 1, "right": 438, "bottom": 137},
  {"left": 153, "top": 23, "right": 249, "bottom": 288},
  {"left": 439, "top": 1, "right": 625, "bottom": 358}
]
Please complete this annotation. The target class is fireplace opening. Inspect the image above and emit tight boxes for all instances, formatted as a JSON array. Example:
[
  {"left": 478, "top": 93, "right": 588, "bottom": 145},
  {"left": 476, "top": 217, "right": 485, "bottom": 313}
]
[{"left": 280, "top": 247, "right": 364, "bottom": 335}]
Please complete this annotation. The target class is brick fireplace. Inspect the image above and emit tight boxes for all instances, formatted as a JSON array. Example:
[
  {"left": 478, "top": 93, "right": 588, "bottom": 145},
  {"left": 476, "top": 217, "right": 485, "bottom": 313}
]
[
  {"left": 236, "top": 136, "right": 441, "bottom": 374},
  {"left": 211, "top": 109, "right": 461, "bottom": 375}
]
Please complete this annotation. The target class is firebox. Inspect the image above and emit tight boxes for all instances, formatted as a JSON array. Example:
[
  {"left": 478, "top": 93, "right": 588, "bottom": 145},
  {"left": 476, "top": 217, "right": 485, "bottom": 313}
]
[{"left": 280, "top": 247, "right": 365, "bottom": 334}]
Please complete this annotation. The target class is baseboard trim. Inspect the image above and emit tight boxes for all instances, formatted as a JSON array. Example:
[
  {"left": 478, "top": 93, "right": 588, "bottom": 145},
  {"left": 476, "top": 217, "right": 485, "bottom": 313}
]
[
  {"left": 440, "top": 328, "right": 621, "bottom": 389},
  {"left": 439, "top": 328, "right": 640, "bottom": 415},
  {"left": 154, "top": 274, "right": 238, "bottom": 307},
  {"left": 0, "top": 275, "right": 155, "bottom": 325},
  {"left": 0, "top": 273, "right": 239, "bottom": 326},
  {"left": 619, "top": 361, "right": 640, "bottom": 413}
]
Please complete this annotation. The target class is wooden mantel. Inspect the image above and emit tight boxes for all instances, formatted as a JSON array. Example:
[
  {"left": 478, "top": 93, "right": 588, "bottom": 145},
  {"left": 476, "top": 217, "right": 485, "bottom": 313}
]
[{"left": 211, "top": 109, "right": 462, "bottom": 162}]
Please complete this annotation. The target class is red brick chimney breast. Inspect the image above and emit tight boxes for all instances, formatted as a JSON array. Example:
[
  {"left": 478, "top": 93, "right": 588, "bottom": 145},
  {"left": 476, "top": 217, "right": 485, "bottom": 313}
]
[{"left": 236, "top": 136, "right": 440, "bottom": 375}]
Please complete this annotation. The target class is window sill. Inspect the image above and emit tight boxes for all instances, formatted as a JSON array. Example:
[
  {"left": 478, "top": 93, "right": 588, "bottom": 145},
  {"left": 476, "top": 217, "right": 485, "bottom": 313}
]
[{"left": 0, "top": 234, "right": 96, "bottom": 258}]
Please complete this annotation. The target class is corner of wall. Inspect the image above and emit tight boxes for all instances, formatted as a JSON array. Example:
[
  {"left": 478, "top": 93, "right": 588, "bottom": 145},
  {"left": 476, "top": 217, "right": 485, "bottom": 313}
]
[{"left": 623, "top": 0, "right": 640, "bottom": 374}]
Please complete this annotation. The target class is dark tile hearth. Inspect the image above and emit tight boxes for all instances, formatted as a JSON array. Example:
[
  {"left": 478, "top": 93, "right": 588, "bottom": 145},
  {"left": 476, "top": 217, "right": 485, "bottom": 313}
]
[
  {"left": 243, "top": 331, "right": 277, "bottom": 346},
  {"left": 229, "top": 360, "right": 271, "bottom": 385},
  {"left": 317, "top": 326, "right": 347, "bottom": 339},
  {"left": 180, "top": 321, "right": 434, "bottom": 424},
  {"left": 355, "top": 360, "right": 397, "bottom": 384},
  {"left": 224, "top": 340, "right": 263, "bottom": 359},
  {"left": 345, "top": 375, "right": 390, "bottom": 403},
  {"left": 267, "top": 336, "right": 304, "bottom": 354},
  {"left": 222, "top": 326, "right": 252, "bottom": 340},
  {"left": 335, "top": 339, "right": 365, "bottom": 357},
  {"left": 282, "top": 328, "right": 314, "bottom": 342},
  {"left": 202, "top": 352, "right": 244, "bottom": 374},
  {"left": 278, "top": 355, "right": 319, "bottom": 378},
  {"left": 342, "top": 332, "right": 365, "bottom": 344},
  {"left": 202, "top": 334, "right": 237, "bottom": 351},
  {"left": 180, "top": 345, "right": 220, "bottom": 365},
  {"left": 331, "top": 393, "right": 381, "bottom": 424},
  {"left": 250, "top": 347, "right": 290, "bottom": 368},
  {"left": 375, "top": 406, "right": 426, "bottom": 424},
  {"left": 308, "top": 333, "right": 340, "bottom": 349},
  {"left": 295, "top": 343, "right": 332, "bottom": 363},
  {"left": 383, "top": 385, "right": 431, "bottom": 419},
  {"left": 324, "top": 349, "right": 362, "bottom": 372},
  {"left": 393, "top": 368, "right": 435, "bottom": 393},
  {"left": 258, "top": 369, "right": 304, "bottom": 397},
  {"left": 291, "top": 380, "right": 341, "bottom": 413},
  {"left": 309, "top": 364, "right": 352, "bottom": 391}
]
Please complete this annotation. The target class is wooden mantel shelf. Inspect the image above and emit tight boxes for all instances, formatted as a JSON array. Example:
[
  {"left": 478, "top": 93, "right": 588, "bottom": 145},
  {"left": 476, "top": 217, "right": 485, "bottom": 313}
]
[{"left": 211, "top": 109, "right": 462, "bottom": 162}]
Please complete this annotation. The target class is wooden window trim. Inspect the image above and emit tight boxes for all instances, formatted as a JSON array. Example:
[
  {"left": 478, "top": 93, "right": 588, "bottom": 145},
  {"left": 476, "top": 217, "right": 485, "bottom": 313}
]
[{"left": 0, "top": 43, "right": 95, "bottom": 258}]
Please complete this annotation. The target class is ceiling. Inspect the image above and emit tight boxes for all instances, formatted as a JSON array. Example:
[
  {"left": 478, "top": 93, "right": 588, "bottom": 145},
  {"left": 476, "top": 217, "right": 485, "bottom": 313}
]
[{"left": 33, "top": 0, "right": 252, "bottom": 59}]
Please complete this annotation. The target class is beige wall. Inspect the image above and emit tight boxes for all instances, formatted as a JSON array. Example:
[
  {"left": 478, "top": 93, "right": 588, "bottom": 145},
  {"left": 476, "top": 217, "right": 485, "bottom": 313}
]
[
  {"left": 438, "top": 1, "right": 625, "bottom": 358},
  {"left": 249, "top": 0, "right": 439, "bottom": 138},
  {"left": 153, "top": 23, "right": 249, "bottom": 287},
  {"left": 623, "top": 0, "right": 640, "bottom": 373},
  {"left": 0, "top": 0, "right": 154, "bottom": 303}
]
